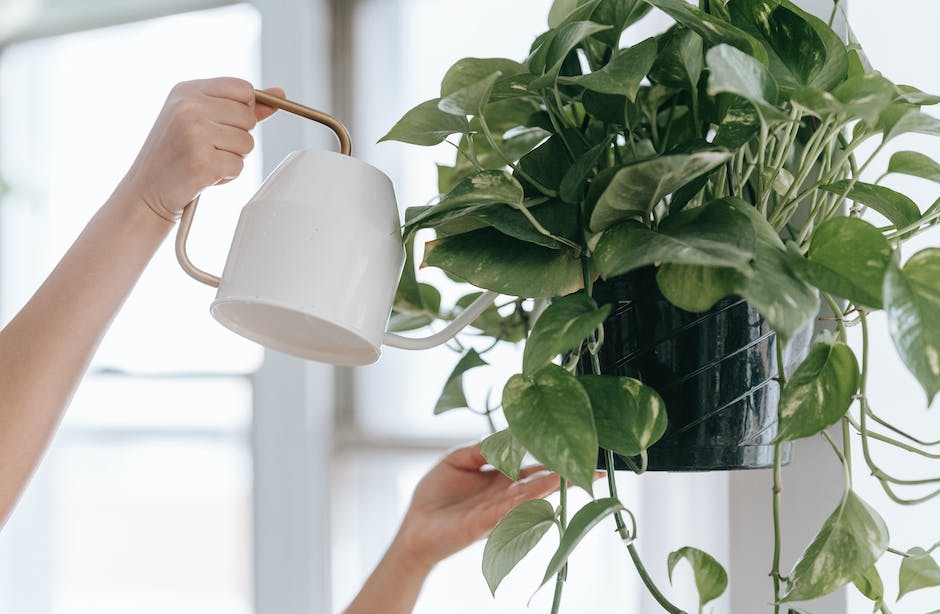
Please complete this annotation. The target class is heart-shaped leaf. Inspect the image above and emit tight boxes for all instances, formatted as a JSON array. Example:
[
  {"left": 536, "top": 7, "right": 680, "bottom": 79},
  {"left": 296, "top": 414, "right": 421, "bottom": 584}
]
[
  {"left": 407, "top": 170, "right": 524, "bottom": 231},
  {"left": 578, "top": 375, "right": 667, "bottom": 456},
  {"left": 667, "top": 546, "right": 729, "bottom": 610},
  {"left": 884, "top": 248, "right": 940, "bottom": 404},
  {"left": 503, "top": 365, "right": 598, "bottom": 492},
  {"left": 380, "top": 98, "right": 470, "bottom": 145},
  {"left": 820, "top": 180, "right": 920, "bottom": 232},
  {"left": 774, "top": 338, "right": 860, "bottom": 442},
  {"left": 540, "top": 498, "right": 625, "bottom": 588},
  {"left": 706, "top": 44, "right": 785, "bottom": 120},
  {"left": 644, "top": 0, "right": 767, "bottom": 64},
  {"left": 650, "top": 26, "right": 704, "bottom": 91},
  {"left": 853, "top": 565, "right": 885, "bottom": 603},
  {"left": 482, "top": 499, "right": 557, "bottom": 595},
  {"left": 792, "top": 217, "right": 893, "bottom": 309},
  {"left": 887, "top": 151, "right": 940, "bottom": 184},
  {"left": 783, "top": 490, "right": 889, "bottom": 602},
  {"left": 423, "top": 229, "right": 583, "bottom": 298},
  {"left": 587, "top": 0, "right": 651, "bottom": 46},
  {"left": 879, "top": 106, "right": 940, "bottom": 143},
  {"left": 656, "top": 263, "right": 738, "bottom": 312},
  {"left": 481, "top": 429, "right": 527, "bottom": 481},
  {"left": 560, "top": 37, "right": 657, "bottom": 101},
  {"left": 523, "top": 294, "right": 611, "bottom": 375},
  {"left": 898, "top": 547, "right": 940, "bottom": 600},
  {"left": 728, "top": 0, "right": 847, "bottom": 94},
  {"left": 594, "top": 198, "right": 756, "bottom": 279},
  {"left": 434, "top": 349, "right": 489, "bottom": 414},
  {"left": 528, "top": 21, "right": 612, "bottom": 89},
  {"left": 440, "top": 58, "right": 526, "bottom": 98},
  {"left": 589, "top": 151, "right": 732, "bottom": 231},
  {"left": 439, "top": 71, "right": 502, "bottom": 116}
]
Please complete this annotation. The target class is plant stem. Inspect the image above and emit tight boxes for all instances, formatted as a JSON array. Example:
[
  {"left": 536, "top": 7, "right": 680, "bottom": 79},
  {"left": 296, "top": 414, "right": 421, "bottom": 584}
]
[
  {"left": 551, "top": 477, "right": 568, "bottom": 614},
  {"left": 771, "top": 337, "right": 787, "bottom": 613},
  {"left": 581, "top": 256, "right": 685, "bottom": 614}
]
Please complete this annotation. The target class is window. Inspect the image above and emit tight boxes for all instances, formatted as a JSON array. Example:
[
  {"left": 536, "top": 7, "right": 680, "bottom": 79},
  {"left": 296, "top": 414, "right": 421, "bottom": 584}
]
[{"left": 0, "top": 6, "right": 262, "bottom": 613}]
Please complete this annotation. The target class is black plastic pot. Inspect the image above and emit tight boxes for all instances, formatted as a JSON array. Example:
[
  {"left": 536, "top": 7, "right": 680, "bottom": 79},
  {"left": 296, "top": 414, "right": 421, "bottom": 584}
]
[{"left": 586, "top": 267, "right": 811, "bottom": 472}]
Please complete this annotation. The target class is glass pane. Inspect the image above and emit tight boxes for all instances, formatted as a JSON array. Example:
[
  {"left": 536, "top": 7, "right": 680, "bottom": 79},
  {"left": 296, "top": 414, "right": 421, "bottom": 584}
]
[
  {"left": 0, "top": 4, "right": 265, "bottom": 374},
  {"left": 848, "top": 3, "right": 940, "bottom": 611},
  {"left": 0, "top": 377, "right": 253, "bottom": 614}
]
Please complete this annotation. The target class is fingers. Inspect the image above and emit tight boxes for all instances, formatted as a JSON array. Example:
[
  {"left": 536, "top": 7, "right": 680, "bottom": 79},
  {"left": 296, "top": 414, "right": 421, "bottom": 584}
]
[
  {"left": 443, "top": 443, "right": 487, "bottom": 471},
  {"left": 212, "top": 123, "right": 255, "bottom": 157},
  {"left": 254, "top": 87, "right": 286, "bottom": 122}
]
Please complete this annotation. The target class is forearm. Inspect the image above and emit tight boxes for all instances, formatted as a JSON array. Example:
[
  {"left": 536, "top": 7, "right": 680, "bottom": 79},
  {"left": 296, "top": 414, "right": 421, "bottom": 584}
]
[
  {"left": 344, "top": 534, "right": 433, "bottom": 614},
  {"left": 0, "top": 184, "right": 171, "bottom": 524}
]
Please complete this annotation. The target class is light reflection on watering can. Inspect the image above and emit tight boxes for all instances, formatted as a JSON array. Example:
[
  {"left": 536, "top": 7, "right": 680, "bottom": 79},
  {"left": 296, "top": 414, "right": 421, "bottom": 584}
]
[{"left": 176, "top": 90, "right": 496, "bottom": 366}]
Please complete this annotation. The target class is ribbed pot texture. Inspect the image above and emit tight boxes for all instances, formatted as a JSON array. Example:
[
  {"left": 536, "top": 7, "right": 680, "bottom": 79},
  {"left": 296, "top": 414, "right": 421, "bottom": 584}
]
[{"left": 587, "top": 267, "right": 811, "bottom": 471}]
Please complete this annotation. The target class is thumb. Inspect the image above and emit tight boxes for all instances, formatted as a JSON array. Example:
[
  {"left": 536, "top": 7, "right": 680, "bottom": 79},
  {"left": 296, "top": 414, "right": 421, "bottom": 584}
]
[{"left": 253, "top": 87, "right": 286, "bottom": 122}]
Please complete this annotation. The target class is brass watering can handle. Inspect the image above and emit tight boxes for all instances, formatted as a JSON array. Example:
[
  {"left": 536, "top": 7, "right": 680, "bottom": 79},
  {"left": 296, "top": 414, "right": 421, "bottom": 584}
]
[{"left": 176, "top": 89, "right": 352, "bottom": 288}]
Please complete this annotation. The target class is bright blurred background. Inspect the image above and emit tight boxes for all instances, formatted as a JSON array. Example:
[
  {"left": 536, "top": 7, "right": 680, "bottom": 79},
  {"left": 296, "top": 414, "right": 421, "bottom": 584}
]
[{"left": 0, "top": 1, "right": 937, "bottom": 613}]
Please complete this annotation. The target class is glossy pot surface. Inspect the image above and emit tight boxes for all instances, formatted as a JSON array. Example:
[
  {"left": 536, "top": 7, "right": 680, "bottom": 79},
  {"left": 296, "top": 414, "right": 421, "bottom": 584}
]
[{"left": 588, "top": 267, "right": 810, "bottom": 471}]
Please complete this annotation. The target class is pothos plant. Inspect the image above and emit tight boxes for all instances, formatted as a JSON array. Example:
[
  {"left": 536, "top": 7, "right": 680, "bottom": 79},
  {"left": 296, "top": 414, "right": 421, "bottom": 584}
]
[{"left": 381, "top": 0, "right": 940, "bottom": 611}]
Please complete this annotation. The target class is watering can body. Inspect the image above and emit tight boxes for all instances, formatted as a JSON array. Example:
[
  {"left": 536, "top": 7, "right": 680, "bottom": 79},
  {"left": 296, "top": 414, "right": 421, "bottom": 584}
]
[{"left": 177, "top": 91, "right": 496, "bottom": 365}]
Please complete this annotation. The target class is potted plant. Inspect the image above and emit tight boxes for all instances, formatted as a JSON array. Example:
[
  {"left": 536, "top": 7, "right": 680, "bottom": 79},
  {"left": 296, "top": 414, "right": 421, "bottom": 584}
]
[{"left": 380, "top": 0, "right": 940, "bottom": 611}]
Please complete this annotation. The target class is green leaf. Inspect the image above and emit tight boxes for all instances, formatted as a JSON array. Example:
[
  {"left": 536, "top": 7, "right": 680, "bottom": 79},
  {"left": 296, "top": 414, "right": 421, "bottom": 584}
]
[
  {"left": 440, "top": 58, "right": 526, "bottom": 98},
  {"left": 578, "top": 375, "right": 667, "bottom": 456},
  {"left": 519, "top": 132, "right": 583, "bottom": 192},
  {"left": 503, "top": 365, "right": 598, "bottom": 492},
  {"left": 422, "top": 228, "right": 583, "bottom": 298},
  {"left": 523, "top": 294, "right": 611, "bottom": 375},
  {"left": 793, "top": 217, "right": 893, "bottom": 309},
  {"left": 540, "top": 498, "right": 625, "bottom": 588},
  {"left": 713, "top": 100, "right": 761, "bottom": 149},
  {"left": 736, "top": 235, "right": 819, "bottom": 341},
  {"left": 560, "top": 139, "right": 611, "bottom": 204},
  {"left": 453, "top": 292, "right": 527, "bottom": 343},
  {"left": 464, "top": 200, "right": 580, "bottom": 249},
  {"left": 887, "top": 151, "right": 940, "bottom": 184},
  {"left": 481, "top": 429, "right": 527, "bottom": 481},
  {"left": 482, "top": 499, "right": 557, "bottom": 595},
  {"left": 774, "top": 338, "right": 860, "bottom": 442},
  {"left": 656, "top": 263, "right": 738, "bottom": 312},
  {"left": 589, "top": 151, "right": 732, "bottom": 231},
  {"left": 853, "top": 565, "right": 885, "bottom": 602},
  {"left": 380, "top": 98, "right": 470, "bottom": 146},
  {"left": 588, "top": 0, "right": 651, "bottom": 47},
  {"left": 439, "top": 71, "right": 501, "bottom": 116},
  {"left": 434, "top": 349, "right": 489, "bottom": 414},
  {"left": 560, "top": 37, "right": 657, "bottom": 101},
  {"left": 898, "top": 547, "right": 940, "bottom": 600},
  {"left": 644, "top": 0, "right": 767, "bottom": 64},
  {"left": 548, "top": 0, "right": 582, "bottom": 28},
  {"left": 528, "top": 21, "right": 612, "bottom": 89},
  {"left": 727, "top": 0, "right": 826, "bottom": 96},
  {"left": 650, "top": 26, "right": 704, "bottom": 91},
  {"left": 820, "top": 180, "right": 920, "bottom": 231},
  {"left": 898, "top": 85, "right": 940, "bottom": 106},
  {"left": 594, "top": 198, "right": 756, "bottom": 279},
  {"left": 406, "top": 170, "right": 524, "bottom": 231},
  {"left": 728, "top": 0, "right": 847, "bottom": 94},
  {"left": 706, "top": 44, "right": 784, "bottom": 119},
  {"left": 884, "top": 249, "right": 940, "bottom": 404},
  {"left": 783, "top": 490, "right": 889, "bottom": 602},
  {"left": 879, "top": 106, "right": 940, "bottom": 143},
  {"left": 833, "top": 73, "right": 899, "bottom": 126},
  {"left": 667, "top": 547, "right": 729, "bottom": 609}
]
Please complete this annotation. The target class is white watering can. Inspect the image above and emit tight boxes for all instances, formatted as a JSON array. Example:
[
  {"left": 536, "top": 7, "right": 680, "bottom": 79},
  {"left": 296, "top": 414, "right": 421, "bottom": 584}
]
[{"left": 176, "top": 90, "right": 497, "bottom": 366}]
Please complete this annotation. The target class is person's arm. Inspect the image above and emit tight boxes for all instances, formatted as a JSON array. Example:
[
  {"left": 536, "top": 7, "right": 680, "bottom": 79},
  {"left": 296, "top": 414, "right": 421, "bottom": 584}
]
[
  {"left": 344, "top": 443, "right": 562, "bottom": 614},
  {"left": 0, "top": 77, "right": 283, "bottom": 526}
]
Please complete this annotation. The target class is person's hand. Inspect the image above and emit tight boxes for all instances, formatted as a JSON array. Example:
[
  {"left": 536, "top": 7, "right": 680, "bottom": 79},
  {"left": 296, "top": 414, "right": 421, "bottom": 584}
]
[
  {"left": 119, "top": 77, "right": 284, "bottom": 222},
  {"left": 394, "top": 443, "right": 562, "bottom": 572}
]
